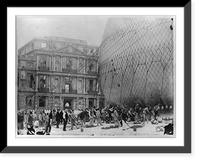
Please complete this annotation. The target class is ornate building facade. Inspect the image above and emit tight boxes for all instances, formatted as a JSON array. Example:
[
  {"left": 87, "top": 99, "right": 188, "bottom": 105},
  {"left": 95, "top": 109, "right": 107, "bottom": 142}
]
[{"left": 18, "top": 36, "right": 105, "bottom": 110}]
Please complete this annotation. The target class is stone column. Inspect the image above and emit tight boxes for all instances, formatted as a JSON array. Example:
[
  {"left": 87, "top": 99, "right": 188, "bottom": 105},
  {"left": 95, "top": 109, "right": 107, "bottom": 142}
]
[
  {"left": 61, "top": 56, "right": 63, "bottom": 71},
  {"left": 53, "top": 56, "right": 55, "bottom": 71},
  {"left": 77, "top": 58, "right": 79, "bottom": 73},
  {"left": 94, "top": 98, "right": 97, "bottom": 107},
  {"left": 49, "top": 56, "right": 51, "bottom": 71},
  {"left": 36, "top": 75, "right": 38, "bottom": 91},
  {"left": 84, "top": 59, "right": 86, "bottom": 73},
  {"left": 51, "top": 55, "right": 53, "bottom": 71},
  {"left": 84, "top": 77, "right": 86, "bottom": 94},
  {"left": 48, "top": 75, "right": 50, "bottom": 90},
  {"left": 46, "top": 96, "right": 48, "bottom": 110},
  {"left": 36, "top": 54, "right": 39, "bottom": 70}
]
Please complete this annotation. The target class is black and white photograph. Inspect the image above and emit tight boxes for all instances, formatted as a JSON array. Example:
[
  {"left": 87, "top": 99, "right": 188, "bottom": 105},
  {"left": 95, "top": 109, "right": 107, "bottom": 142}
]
[{"left": 16, "top": 15, "right": 175, "bottom": 137}]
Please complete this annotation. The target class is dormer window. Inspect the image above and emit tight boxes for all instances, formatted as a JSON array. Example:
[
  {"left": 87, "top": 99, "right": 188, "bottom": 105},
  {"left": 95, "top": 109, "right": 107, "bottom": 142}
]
[{"left": 41, "top": 42, "right": 47, "bottom": 48}]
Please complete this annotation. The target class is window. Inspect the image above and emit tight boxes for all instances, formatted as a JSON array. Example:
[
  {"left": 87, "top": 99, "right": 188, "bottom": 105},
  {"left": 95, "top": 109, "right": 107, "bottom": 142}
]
[
  {"left": 78, "top": 46, "right": 83, "bottom": 52},
  {"left": 20, "top": 71, "right": 26, "bottom": 79},
  {"left": 55, "top": 61, "right": 60, "bottom": 71},
  {"left": 41, "top": 43, "right": 47, "bottom": 48},
  {"left": 66, "top": 60, "right": 72, "bottom": 69},
  {"left": 89, "top": 64, "right": 94, "bottom": 72},
  {"left": 68, "top": 47, "right": 72, "bottom": 53},
  {"left": 39, "top": 96, "right": 46, "bottom": 107},
  {"left": 27, "top": 73, "right": 35, "bottom": 88},
  {"left": 65, "top": 84, "right": 70, "bottom": 93},
  {"left": 89, "top": 80, "right": 93, "bottom": 91},
  {"left": 77, "top": 80, "right": 83, "bottom": 93},
  {"left": 39, "top": 76, "right": 46, "bottom": 88},
  {"left": 40, "top": 59, "right": 46, "bottom": 67},
  {"left": 65, "top": 77, "right": 70, "bottom": 82},
  {"left": 26, "top": 96, "right": 32, "bottom": 106}
]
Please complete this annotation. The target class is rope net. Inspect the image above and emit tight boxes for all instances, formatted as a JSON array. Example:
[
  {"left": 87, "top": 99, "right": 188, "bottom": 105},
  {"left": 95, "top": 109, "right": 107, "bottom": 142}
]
[{"left": 99, "top": 17, "right": 174, "bottom": 107}]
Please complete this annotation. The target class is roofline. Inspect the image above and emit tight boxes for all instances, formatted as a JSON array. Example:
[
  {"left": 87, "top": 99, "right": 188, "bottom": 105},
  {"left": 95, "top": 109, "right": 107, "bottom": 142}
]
[{"left": 18, "top": 37, "right": 99, "bottom": 53}]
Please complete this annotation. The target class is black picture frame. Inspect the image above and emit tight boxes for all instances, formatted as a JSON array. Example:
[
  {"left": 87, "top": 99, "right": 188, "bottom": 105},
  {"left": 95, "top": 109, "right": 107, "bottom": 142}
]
[{"left": 2, "top": 2, "right": 191, "bottom": 153}]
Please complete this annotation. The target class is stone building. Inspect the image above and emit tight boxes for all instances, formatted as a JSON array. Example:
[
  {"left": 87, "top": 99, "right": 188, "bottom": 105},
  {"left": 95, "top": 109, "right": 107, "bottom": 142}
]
[{"left": 17, "top": 36, "right": 105, "bottom": 110}]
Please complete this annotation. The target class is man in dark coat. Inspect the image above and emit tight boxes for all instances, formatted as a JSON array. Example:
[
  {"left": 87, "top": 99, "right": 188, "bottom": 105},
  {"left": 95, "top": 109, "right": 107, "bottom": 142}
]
[
  {"left": 121, "top": 109, "right": 128, "bottom": 126},
  {"left": 59, "top": 110, "right": 63, "bottom": 124},
  {"left": 56, "top": 109, "right": 60, "bottom": 128},
  {"left": 45, "top": 112, "right": 52, "bottom": 135}
]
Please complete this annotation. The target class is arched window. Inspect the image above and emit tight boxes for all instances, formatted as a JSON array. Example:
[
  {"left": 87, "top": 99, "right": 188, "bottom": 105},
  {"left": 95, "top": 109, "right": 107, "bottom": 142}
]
[
  {"left": 66, "top": 60, "right": 72, "bottom": 69},
  {"left": 89, "top": 64, "right": 94, "bottom": 72}
]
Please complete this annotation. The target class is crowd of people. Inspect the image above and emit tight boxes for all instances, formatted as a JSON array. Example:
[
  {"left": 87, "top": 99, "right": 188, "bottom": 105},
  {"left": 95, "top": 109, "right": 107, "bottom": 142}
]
[{"left": 17, "top": 104, "right": 173, "bottom": 135}]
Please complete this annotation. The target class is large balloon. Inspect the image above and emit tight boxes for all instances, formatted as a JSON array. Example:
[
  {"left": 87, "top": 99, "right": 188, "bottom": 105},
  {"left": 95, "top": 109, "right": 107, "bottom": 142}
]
[{"left": 99, "top": 17, "right": 174, "bottom": 107}]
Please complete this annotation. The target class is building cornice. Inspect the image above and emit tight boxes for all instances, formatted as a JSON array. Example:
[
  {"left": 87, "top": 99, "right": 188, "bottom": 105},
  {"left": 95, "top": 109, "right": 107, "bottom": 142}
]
[
  {"left": 34, "top": 50, "right": 99, "bottom": 59},
  {"left": 36, "top": 70, "right": 98, "bottom": 78}
]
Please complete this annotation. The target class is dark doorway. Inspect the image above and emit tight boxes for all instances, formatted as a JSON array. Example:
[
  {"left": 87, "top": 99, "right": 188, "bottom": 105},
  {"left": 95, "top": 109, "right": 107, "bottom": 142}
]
[
  {"left": 89, "top": 98, "right": 94, "bottom": 108},
  {"left": 99, "top": 99, "right": 105, "bottom": 108},
  {"left": 63, "top": 97, "right": 73, "bottom": 110}
]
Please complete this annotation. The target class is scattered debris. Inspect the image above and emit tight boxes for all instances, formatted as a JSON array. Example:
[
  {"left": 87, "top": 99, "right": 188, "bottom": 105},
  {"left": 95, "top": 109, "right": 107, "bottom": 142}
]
[{"left": 156, "top": 126, "right": 164, "bottom": 132}]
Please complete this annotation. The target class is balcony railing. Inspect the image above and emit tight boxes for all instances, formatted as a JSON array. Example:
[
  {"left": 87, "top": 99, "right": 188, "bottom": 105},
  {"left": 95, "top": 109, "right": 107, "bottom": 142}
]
[
  {"left": 87, "top": 90, "right": 98, "bottom": 95},
  {"left": 38, "top": 87, "right": 49, "bottom": 92},
  {"left": 62, "top": 68, "right": 78, "bottom": 74},
  {"left": 87, "top": 71, "right": 98, "bottom": 76},
  {"left": 38, "top": 67, "right": 50, "bottom": 71},
  {"left": 61, "top": 89, "right": 77, "bottom": 94}
]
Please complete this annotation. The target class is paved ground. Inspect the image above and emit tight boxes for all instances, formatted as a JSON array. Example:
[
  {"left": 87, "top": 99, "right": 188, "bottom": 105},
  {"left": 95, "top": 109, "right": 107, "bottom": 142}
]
[{"left": 49, "top": 120, "right": 174, "bottom": 138}]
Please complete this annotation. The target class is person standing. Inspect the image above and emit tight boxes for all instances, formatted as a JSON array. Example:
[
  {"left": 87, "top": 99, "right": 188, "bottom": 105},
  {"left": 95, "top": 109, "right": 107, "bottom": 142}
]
[
  {"left": 38, "top": 112, "right": 43, "bottom": 127},
  {"left": 28, "top": 111, "right": 33, "bottom": 127},
  {"left": 42, "top": 110, "right": 46, "bottom": 127},
  {"left": 142, "top": 107, "right": 149, "bottom": 122},
  {"left": 79, "top": 109, "right": 87, "bottom": 128},
  {"left": 63, "top": 109, "right": 68, "bottom": 131},
  {"left": 108, "top": 106, "right": 114, "bottom": 123},
  {"left": 134, "top": 104, "right": 139, "bottom": 123},
  {"left": 70, "top": 109, "right": 77, "bottom": 130},
  {"left": 113, "top": 107, "right": 120, "bottom": 127},
  {"left": 154, "top": 105, "right": 160, "bottom": 120},
  {"left": 121, "top": 109, "right": 128, "bottom": 126},
  {"left": 45, "top": 112, "right": 52, "bottom": 135},
  {"left": 56, "top": 109, "right": 60, "bottom": 128},
  {"left": 89, "top": 107, "right": 95, "bottom": 126},
  {"left": 96, "top": 108, "right": 102, "bottom": 126},
  {"left": 24, "top": 111, "right": 28, "bottom": 129},
  {"left": 60, "top": 110, "right": 63, "bottom": 124},
  {"left": 17, "top": 110, "right": 24, "bottom": 133}
]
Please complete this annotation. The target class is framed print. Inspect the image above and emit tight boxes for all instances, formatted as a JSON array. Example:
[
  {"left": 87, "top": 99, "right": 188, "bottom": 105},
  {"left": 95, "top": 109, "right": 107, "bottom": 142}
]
[{"left": 2, "top": 2, "right": 191, "bottom": 153}]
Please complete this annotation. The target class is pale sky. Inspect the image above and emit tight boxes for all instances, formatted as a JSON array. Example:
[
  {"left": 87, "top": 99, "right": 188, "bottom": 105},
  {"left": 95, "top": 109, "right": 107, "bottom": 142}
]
[{"left": 16, "top": 16, "right": 109, "bottom": 49}]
